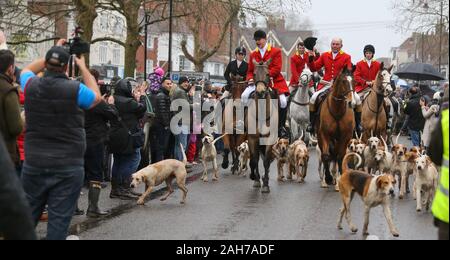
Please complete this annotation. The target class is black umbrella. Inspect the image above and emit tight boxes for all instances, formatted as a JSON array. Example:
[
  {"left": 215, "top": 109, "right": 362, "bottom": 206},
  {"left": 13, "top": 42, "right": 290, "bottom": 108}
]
[{"left": 394, "top": 63, "right": 445, "bottom": 81}]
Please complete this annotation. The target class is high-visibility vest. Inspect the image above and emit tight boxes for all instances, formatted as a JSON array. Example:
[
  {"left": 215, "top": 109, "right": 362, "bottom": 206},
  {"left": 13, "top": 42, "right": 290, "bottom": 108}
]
[{"left": 432, "top": 109, "right": 449, "bottom": 224}]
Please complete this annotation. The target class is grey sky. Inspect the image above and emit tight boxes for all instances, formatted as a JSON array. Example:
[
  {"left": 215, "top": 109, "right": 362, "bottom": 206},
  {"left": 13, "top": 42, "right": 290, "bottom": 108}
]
[{"left": 303, "top": 0, "right": 409, "bottom": 61}]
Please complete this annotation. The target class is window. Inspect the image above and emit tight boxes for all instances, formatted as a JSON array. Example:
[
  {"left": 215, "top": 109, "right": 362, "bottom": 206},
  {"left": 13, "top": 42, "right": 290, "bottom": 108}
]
[
  {"left": 113, "top": 48, "right": 121, "bottom": 65},
  {"left": 146, "top": 60, "right": 153, "bottom": 75},
  {"left": 214, "top": 63, "right": 220, "bottom": 75},
  {"left": 147, "top": 34, "right": 154, "bottom": 49},
  {"left": 99, "top": 43, "right": 108, "bottom": 64},
  {"left": 179, "top": 55, "right": 190, "bottom": 71}
]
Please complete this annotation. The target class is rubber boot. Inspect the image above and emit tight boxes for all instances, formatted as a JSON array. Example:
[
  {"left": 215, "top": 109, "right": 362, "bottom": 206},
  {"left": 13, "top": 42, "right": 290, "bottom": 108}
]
[{"left": 87, "top": 181, "right": 109, "bottom": 218}]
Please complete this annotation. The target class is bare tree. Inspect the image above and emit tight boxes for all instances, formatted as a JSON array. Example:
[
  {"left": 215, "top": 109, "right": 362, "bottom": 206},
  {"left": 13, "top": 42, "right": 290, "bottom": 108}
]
[
  {"left": 392, "top": 0, "right": 449, "bottom": 33},
  {"left": 180, "top": 0, "right": 310, "bottom": 72}
]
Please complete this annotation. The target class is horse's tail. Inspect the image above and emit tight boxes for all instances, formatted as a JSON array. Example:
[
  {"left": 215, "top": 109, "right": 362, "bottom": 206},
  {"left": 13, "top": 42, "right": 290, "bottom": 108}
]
[
  {"left": 342, "top": 152, "right": 362, "bottom": 174},
  {"left": 180, "top": 143, "right": 188, "bottom": 166},
  {"left": 212, "top": 134, "right": 228, "bottom": 145}
]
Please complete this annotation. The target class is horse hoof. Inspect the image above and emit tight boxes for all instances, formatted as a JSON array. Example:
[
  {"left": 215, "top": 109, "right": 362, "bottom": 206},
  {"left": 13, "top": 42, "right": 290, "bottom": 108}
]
[
  {"left": 325, "top": 176, "right": 334, "bottom": 186},
  {"left": 221, "top": 161, "right": 229, "bottom": 169},
  {"left": 253, "top": 181, "right": 261, "bottom": 188},
  {"left": 261, "top": 186, "right": 270, "bottom": 193},
  {"left": 250, "top": 173, "right": 256, "bottom": 181}
]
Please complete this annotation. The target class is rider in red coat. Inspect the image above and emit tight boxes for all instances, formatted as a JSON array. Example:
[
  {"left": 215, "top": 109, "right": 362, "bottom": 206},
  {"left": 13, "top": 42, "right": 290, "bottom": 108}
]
[
  {"left": 242, "top": 30, "right": 290, "bottom": 138},
  {"left": 354, "top": 45, "right": 381, "bottom": 94},
  {"left": 306, "top": 38, "right": 362, "bottom": 134},
  {"left": 289, "top": 42, "right": 309, "bottom": 87}
]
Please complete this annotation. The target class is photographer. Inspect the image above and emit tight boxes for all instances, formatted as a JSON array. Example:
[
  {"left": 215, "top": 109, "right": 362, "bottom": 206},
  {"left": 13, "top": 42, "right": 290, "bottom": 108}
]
[
  {"left": 20, "top": 39, "right": 101, "bottom": 240},
  {"left": 83, "top": 69, "right": 117, "bottom": 218}
]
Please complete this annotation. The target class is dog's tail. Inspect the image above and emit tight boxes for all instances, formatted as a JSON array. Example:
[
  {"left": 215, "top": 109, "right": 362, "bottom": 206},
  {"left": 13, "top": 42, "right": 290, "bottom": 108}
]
[
  {"left": 212, "top": 134, "right": 228, "bottom": 145},
  {"left": 180, "top": 143, "right": 188, "bottom": 166},
  {"left": 342, "top": 152, "right": 362, "bottom": 174}
]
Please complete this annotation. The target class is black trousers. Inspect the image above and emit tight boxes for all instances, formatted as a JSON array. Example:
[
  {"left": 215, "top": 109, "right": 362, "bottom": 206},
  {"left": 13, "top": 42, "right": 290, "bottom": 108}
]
[{"left": 84, "top": 142, "right": 105, "bottom": 183}]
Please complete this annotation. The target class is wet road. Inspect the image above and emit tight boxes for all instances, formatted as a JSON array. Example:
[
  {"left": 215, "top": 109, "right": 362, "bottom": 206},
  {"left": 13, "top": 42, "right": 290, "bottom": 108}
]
[{"left": 80, "top": 137, "right": 437, "bottom": 240}]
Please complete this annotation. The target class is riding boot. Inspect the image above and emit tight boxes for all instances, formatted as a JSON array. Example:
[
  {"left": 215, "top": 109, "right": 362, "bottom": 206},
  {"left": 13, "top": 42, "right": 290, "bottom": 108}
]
[
  {"left": 307, "top": 111, "right": 316, "bottom": 133},
  {"left": 355, "top": 111, "right": 363, "bottom": 136},
  {"left": 278, "top": 107, "right": 288, "bottom": 138},
  {"left": 87, "top": 181, "right": 109, "bottom": 218}
]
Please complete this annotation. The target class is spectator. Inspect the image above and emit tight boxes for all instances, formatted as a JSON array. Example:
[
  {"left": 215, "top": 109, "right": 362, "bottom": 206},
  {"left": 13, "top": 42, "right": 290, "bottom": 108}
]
[
  {"left": 428, "top": 86, "right": 449, "bottom": 240},
  {"left": 421, "top": 92, "right": 441, "bottom": 150},
  {"left": 20, "top": 41, "right": 102, "bottom": 240},
  {"left": 0, "top": 50, "right": 23, "bottom": 174},
  {"left": 0, "top": 137, "right": 36, "bottom": 240},
  {"left": 148, "top": 67, "right": 165, "bottom": 94},
  {"left": 109, "top": 78, "right": 146, "bottom": 200},
  {"left": 171, "top": 76, "right": 192, "bottom": 162},
  {"left": 151, "top": 77, "right": 173, "bottom": 162},
  {"left": 403, "top": 86, "right": 425, "bottom": 147},
  {"left": 83, "top": 69, "right": 117, "bottom": 218}
]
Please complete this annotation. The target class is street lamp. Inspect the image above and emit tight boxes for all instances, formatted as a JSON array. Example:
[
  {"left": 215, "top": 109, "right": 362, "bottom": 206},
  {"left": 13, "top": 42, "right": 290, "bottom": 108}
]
[{"left": 144, "top": 13, "right": 149, "bottom": 80}]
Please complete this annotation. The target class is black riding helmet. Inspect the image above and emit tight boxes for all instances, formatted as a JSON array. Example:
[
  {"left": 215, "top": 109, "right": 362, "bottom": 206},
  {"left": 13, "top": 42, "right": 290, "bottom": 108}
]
[
  {"left": 235, "top": 46, "right": 247, "bottom": 56},
  {"left": 363, "top": 44, "right": 375, "bottom": 55}
]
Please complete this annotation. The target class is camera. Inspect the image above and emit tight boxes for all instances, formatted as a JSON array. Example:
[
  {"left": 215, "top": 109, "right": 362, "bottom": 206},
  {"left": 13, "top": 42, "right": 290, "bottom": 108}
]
[
  {"left": 63, "top": 27, "right": 90, "bottom": 57},
  {"left": 195, "top": 85, "right": 203, "bottom": 92},
  {"left": 100, "top": 83, "right": 113, "bottom": 97}
]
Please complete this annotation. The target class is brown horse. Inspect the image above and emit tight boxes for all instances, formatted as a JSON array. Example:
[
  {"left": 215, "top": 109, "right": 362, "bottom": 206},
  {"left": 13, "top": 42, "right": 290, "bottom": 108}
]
[
  {"left": 221, "top": 75, "right": 248, "bottom": 174},
  {"left": 361, "top": 63, "right": 393, "bottom": 143},
  {"left": 247, "top": 60, "right": 278, "bottom": 193},
  {"left": 317, "top": 66, "right": 355, "bottom": 189}
]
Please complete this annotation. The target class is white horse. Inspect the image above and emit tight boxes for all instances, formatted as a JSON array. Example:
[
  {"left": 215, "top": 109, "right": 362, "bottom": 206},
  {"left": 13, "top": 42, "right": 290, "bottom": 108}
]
[{"left": 290, "top": 69, "right": 313, "bottom": 144}]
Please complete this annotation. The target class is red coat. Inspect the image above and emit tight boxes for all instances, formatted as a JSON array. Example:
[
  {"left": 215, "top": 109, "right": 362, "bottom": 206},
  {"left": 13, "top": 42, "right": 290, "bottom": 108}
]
[
  {"left": 308, "top": 50, "right": 352, "bottom": 90},
  {"left": 247, "top": 44, "right": 289, "bottom": 95},
  {"left": 354, "top": 59, "right": 381, "bottom": 93},
  {"left": 289, "top": 52, "right": 309, "bottom": 86}
]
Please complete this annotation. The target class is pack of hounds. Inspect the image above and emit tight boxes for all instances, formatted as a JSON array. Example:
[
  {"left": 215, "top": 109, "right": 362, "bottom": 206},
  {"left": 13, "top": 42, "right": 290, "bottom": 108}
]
[{"left": 129, "top": 130, "right": 439, "bottom": 238}]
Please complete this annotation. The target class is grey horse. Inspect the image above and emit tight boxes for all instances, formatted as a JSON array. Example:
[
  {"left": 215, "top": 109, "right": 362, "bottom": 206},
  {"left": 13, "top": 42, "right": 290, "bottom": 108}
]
[{"left": 289, "top": 69, "right": 314, "bottom": 143}]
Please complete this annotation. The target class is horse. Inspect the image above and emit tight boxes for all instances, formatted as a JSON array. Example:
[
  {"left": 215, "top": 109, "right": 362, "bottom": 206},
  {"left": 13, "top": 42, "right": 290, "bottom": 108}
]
[
  {"left": 361, "top": 63, "right": 393, "bottom": 143},
  {"left": 221, "top": 75, "right": 248, "bottom": 174},
  {"left": 317, "top": 66, "right": 356, "bottom": 190},
  {"left": 289, "top": 69, "right": 313, "bottom": 144},
  {"left": 247, "top": 59, "right": 278, "bottom": 193}
]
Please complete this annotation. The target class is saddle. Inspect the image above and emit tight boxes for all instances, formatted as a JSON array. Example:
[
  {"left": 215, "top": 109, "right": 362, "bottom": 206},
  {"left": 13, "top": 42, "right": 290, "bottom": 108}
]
[{"left": 314, "top": 89, "right": 331, "bottom": 111}]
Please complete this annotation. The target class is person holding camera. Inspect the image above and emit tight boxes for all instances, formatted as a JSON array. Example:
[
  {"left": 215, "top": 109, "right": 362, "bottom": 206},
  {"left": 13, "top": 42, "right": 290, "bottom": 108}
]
[
  {"left": 109, "top": 78, "right": 146, "bottom": 200},
  {"left": 82, "top": 69, "right": 117, "bottom": 217},
  {"left": 19, "top": 39, "right": 101, "bottom": 240}
]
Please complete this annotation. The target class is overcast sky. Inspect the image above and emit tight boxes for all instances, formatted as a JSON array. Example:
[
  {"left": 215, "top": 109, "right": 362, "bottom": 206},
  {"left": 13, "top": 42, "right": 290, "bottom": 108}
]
[{"left": 301, "top": 0, "right": 409, "bottom": 61}]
